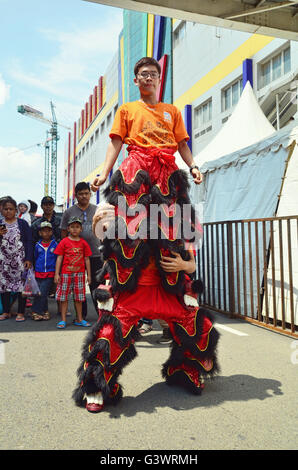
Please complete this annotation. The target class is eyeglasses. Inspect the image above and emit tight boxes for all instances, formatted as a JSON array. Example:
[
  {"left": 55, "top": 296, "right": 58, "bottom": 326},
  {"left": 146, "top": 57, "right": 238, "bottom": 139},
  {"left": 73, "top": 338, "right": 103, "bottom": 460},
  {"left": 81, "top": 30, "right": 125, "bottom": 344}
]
[{"left": 137, "top": 71, "right": 160, "bottom": 79}]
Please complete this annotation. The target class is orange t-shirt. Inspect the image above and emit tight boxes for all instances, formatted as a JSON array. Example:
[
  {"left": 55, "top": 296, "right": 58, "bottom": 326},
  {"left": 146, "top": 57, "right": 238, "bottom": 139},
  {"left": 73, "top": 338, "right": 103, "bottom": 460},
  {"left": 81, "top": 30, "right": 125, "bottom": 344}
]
[{"left": 109, "top": 101, "right": 189, "bottom": 151}]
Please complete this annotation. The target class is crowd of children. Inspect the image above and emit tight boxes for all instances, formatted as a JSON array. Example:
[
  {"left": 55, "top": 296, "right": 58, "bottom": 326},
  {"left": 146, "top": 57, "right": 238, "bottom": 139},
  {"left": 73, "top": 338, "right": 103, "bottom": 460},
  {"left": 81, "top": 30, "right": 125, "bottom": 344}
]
[{"left": 0, "top": 196, "right": 92, "bottom": 329}]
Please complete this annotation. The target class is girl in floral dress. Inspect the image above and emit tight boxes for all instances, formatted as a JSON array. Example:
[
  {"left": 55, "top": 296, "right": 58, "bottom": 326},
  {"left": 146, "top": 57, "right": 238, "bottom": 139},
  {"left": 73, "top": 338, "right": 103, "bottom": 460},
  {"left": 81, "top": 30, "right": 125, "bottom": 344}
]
[{"left": 0, "top": 198, "right": 33, "bottom": 322}]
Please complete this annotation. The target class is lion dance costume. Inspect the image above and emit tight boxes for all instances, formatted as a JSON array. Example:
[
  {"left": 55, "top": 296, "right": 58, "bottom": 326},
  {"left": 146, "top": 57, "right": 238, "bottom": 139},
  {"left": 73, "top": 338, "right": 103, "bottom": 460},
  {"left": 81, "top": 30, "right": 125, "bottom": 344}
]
[{"left": 72, "top": 101, "right": 220, "bottom": 412}]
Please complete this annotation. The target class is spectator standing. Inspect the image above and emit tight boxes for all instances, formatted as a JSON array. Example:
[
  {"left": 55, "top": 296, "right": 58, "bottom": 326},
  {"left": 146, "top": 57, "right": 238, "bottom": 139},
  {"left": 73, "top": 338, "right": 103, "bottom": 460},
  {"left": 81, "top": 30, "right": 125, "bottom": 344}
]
[
  {"left": 31, "top": 196, "right": 61, "bottom": 244},
  {"left": 54, "top": 217, "right": 92, "bottom": 329},
  {"left": 0, "top": 197, "right": 33, "bottom": 322},
  {"left": 31, "top": 221, "right": 58, "bottom": 321},
  {"left": 60, "top": 182, "right": 103, "bottom": 319}
]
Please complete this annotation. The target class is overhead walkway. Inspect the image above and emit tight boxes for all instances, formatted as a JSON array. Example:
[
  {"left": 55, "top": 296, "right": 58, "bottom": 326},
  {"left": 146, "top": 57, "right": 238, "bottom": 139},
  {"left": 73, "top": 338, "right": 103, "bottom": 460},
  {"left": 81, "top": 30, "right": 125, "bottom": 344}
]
[{"left": 85, "top": 0, "right": 298, "bottom": 40}]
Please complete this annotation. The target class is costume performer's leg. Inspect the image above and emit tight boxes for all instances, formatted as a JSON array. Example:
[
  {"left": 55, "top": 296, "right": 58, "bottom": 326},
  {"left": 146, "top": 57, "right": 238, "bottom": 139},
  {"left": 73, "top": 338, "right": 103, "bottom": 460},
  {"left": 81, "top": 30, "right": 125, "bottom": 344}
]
[
  {"left": 73, "top": 284, "right": 220, "bottom": 409},
  {"left": 161, "top": 306, "right": 220, "bottom": 394},
  {"left": 72, "top": 303, "right": 141, "bottom": 409}
]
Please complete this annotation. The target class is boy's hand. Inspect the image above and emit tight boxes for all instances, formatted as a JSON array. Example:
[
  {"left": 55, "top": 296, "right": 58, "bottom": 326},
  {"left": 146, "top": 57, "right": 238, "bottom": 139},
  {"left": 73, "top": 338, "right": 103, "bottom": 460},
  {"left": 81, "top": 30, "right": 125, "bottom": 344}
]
[
  {"left": 24, "top": 261, "right": 32, "bottom": 270},
  {"left": 191, "top": 167, "right": 203, "bottom": 184},
  {"left": 160, "top": 251, "right": 185, "bottom": 272},
  {"left": 54, "top": 274, "right": 60, "bottom": 284},
  {"left": 90, "top": 175, "right": 107, "bottom": 192},
  {"left": 87, "top": 274, "right": 92, "bottom": 285}
]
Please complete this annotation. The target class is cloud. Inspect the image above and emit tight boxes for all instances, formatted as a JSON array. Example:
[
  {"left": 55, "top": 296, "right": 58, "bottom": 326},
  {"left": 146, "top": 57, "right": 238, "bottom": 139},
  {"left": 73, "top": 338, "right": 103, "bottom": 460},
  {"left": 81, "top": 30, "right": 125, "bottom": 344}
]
[
  {"left": 0, "top": 74, "right": 10, "bottom": 105},
  {"left": 0, "top": 146, "right": 45, "bottom": 205},
  {"left": 9, "top": 14, "right": 123, "bottom": 104}
]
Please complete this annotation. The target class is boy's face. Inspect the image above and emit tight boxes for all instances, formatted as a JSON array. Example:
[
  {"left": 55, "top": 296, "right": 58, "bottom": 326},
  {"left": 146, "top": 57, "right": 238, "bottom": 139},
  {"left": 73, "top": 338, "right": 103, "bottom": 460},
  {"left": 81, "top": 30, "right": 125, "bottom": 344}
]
[
  {"left": 68, "top": 222, "right": 82, "bottom": 237},
  {"left": 18, "top": 203, "right": 28, "bottom": 213},
  {"left": 134, "top": 64, "right": 161, "bottom": 95},
  {"left": 39, "top": 227, "right": 52, "bottom": 241}
]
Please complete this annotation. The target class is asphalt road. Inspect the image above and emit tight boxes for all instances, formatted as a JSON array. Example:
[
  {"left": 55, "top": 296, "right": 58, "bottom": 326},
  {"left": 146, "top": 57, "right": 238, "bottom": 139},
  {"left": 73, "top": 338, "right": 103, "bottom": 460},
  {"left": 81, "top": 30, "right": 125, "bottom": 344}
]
[{"left": 0, "top": 294, "right": 297, "bottom": 451}]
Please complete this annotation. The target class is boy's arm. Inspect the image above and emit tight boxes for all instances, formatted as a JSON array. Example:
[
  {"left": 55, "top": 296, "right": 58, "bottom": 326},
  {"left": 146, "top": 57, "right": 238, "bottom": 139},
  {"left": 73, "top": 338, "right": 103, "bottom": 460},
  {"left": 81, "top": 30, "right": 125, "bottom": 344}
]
[
  {"left": 90, "top": 137, "right": 123, "bottom": 192},
  {"left": 85, "top": 257, "right": 91, "bottom": 285},
  {"left": 178, "top": 139, "right": 203, "bottom": 185},
  {"left": 54, "top": 255, "right": 63, "bottom": 284},
  {"left": 60, "top": 211, "right": 69, "bottom": 239},
  {"left": 160, "top": 250, "right": 196, "bottom": 274}
]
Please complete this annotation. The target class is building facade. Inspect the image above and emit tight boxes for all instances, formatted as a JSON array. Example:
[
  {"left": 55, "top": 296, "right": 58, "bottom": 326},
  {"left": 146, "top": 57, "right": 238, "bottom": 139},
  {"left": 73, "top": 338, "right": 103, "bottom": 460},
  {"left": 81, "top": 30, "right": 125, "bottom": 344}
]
[{"left": 64, "top": 11, "right": 298, "bottom": 208}]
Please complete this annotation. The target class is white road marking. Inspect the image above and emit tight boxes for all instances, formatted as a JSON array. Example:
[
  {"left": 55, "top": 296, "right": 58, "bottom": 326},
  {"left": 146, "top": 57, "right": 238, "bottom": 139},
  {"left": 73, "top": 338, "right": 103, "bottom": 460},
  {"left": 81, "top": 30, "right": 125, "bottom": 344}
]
[{"left": 215, "top": 323, "right": 249, "bottom": 336}]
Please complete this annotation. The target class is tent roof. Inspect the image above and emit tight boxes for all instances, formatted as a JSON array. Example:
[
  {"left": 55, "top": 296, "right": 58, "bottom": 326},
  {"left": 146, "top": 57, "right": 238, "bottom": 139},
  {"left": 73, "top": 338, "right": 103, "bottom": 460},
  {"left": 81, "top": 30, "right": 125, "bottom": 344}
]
[
  {"left": 191, "top": 81, "right": 276, "bottom": 168},
  {"left": 200, "top": 119, "right": 298, "bottom": 173},
  {"left": 192, "top": 121, "right": 298, "bottom": 223}
]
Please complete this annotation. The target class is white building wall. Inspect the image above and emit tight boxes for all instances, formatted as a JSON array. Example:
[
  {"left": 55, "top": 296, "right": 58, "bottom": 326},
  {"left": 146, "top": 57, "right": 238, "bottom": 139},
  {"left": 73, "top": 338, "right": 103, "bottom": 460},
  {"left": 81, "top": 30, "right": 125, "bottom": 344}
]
[
  {"left": 173, "top": 21, "right": 298, "bottom": 159},
  {"left": 73, "top": 52, "right": 119, "bottom": 205}
]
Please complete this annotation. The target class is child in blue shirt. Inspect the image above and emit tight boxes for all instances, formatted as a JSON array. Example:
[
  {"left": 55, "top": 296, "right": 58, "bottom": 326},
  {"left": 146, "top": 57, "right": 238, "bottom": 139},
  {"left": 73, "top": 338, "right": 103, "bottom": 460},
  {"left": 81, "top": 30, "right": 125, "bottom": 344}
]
[{"left": 31, "top": 221, "right": 58, "bottom": 321}]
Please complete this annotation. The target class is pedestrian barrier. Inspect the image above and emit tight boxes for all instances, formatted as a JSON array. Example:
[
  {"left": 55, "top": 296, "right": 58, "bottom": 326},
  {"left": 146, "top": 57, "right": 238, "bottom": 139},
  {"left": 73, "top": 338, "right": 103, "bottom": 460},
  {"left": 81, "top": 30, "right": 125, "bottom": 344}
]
[{"left": 197, "top": 216, "right": 298, "bottom": 338}]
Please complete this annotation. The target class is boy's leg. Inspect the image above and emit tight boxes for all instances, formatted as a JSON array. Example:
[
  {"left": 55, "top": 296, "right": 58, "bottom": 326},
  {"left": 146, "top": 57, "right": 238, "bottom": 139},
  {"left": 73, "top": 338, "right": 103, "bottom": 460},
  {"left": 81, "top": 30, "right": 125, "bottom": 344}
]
[
  {"left": 72, "top": 273, "right": 91, "bottom": 326},
  {"left": 60, "top": 301, "right": 68, "bottom": 322},
  {"left": 55, "top": 273, "right": 71, "bottom": 327},
  {"left": 32, "top": 278, "right": 52, "bottom": 319},
  {"left": 74, "top": 301, "right": 83, "bottom": 322}
]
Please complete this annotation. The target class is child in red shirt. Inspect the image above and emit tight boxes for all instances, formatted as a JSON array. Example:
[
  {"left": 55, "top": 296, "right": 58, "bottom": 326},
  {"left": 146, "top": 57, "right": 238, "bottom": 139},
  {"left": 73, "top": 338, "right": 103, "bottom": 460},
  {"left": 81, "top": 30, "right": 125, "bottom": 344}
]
[{"left": 54, "top": 217, "right": 92, "bottom": 329}]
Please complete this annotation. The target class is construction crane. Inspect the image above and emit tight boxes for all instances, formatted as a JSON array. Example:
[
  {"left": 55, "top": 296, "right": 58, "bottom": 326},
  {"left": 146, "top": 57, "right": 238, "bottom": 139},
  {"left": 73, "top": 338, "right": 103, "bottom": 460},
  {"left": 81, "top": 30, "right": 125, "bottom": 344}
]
[{"left": 17, "top": 101, "right": 71, "bottom": 201}]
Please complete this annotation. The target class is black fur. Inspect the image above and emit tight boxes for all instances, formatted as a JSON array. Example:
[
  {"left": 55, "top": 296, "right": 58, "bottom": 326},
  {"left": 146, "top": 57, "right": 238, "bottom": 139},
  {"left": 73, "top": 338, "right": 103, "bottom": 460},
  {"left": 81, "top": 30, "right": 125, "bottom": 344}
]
[
  {"left": 72, "top": 314, "right": 140, "bottom": 406},
  {"left": 161, "top": 308, "right": 220, "bottom": 389}
]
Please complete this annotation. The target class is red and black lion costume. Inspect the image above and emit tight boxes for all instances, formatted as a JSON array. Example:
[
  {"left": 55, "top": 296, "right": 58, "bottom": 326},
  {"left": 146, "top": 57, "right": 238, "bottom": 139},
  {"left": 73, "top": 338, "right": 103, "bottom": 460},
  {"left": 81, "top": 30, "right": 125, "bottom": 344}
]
[{"left": 72, "top": 146, "right": 220, "bottom": 410}]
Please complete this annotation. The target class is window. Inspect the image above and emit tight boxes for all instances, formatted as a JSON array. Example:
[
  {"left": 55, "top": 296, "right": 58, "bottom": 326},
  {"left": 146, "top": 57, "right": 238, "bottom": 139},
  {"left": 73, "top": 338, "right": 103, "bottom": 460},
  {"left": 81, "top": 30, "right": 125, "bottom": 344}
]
[
  {"left": 194, "top": 99, "right": 212, "bottom": 129},
  {"left": 107, "top": 112, "right": 112, "bottom": 127},
  {"left": 222, "top": 78, "right": 243, "bottom": 112},
  {"left": 173, "top": 21, "right": 186, "bottom": 47},
  {"left": 259, "top": 47, "right": 291, "bottom": 89},
  {"left": 194, "top": 99, "right": 212, "bottom": 138}
]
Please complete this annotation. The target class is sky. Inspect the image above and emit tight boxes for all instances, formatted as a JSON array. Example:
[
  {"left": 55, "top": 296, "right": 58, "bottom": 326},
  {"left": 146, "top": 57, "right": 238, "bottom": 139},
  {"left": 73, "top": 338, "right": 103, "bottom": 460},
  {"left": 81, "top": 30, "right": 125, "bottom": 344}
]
[{"left": 0, "top": 0, "right": 123, "bottom": 211}]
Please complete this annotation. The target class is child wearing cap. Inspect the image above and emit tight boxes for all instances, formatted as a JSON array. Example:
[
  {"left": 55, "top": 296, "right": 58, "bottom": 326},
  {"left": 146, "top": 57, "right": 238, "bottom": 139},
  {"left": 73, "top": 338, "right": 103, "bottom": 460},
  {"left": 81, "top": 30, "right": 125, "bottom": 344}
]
[
  {"left": 54, "top": 217, "right": 92, "bottom": 329},
  {"left": 31, "top": 221, "right": 58, "bottom": 321}
]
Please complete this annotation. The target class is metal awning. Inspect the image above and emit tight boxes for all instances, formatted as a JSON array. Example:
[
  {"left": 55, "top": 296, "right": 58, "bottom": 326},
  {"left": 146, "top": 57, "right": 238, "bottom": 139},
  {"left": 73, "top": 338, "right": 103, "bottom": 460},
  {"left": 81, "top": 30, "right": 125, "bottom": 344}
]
[{"left": 84, "top": 0, "right": 298, "bottom": 40}]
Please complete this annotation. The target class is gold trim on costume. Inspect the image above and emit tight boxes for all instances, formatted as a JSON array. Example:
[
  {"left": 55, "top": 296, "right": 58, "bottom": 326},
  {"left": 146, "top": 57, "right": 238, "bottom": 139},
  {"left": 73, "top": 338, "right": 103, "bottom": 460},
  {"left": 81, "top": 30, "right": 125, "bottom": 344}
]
[{"left": 175, "top": 308, "right": 213, "bottom": 352}]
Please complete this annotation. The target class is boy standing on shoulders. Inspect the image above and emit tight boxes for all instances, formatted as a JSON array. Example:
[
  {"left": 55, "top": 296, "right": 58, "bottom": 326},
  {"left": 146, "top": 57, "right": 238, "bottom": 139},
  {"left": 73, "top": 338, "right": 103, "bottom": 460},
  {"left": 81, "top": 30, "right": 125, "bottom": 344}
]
[{"left": 54, "top": 217, "right": 92, "bottom": 329}]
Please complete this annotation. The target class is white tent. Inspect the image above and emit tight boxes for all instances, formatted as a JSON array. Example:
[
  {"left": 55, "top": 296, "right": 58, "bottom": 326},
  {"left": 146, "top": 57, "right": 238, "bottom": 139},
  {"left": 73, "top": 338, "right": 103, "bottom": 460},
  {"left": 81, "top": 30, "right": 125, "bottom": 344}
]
[
  {"left": 175, "top": 81, "right": 275, "bottom": 170},
  {"left": 194, "top": 123, "right": 295, "bottom": 223},
  {"left": 195, "top": 80, "right": 276, "bottom": 167}
]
